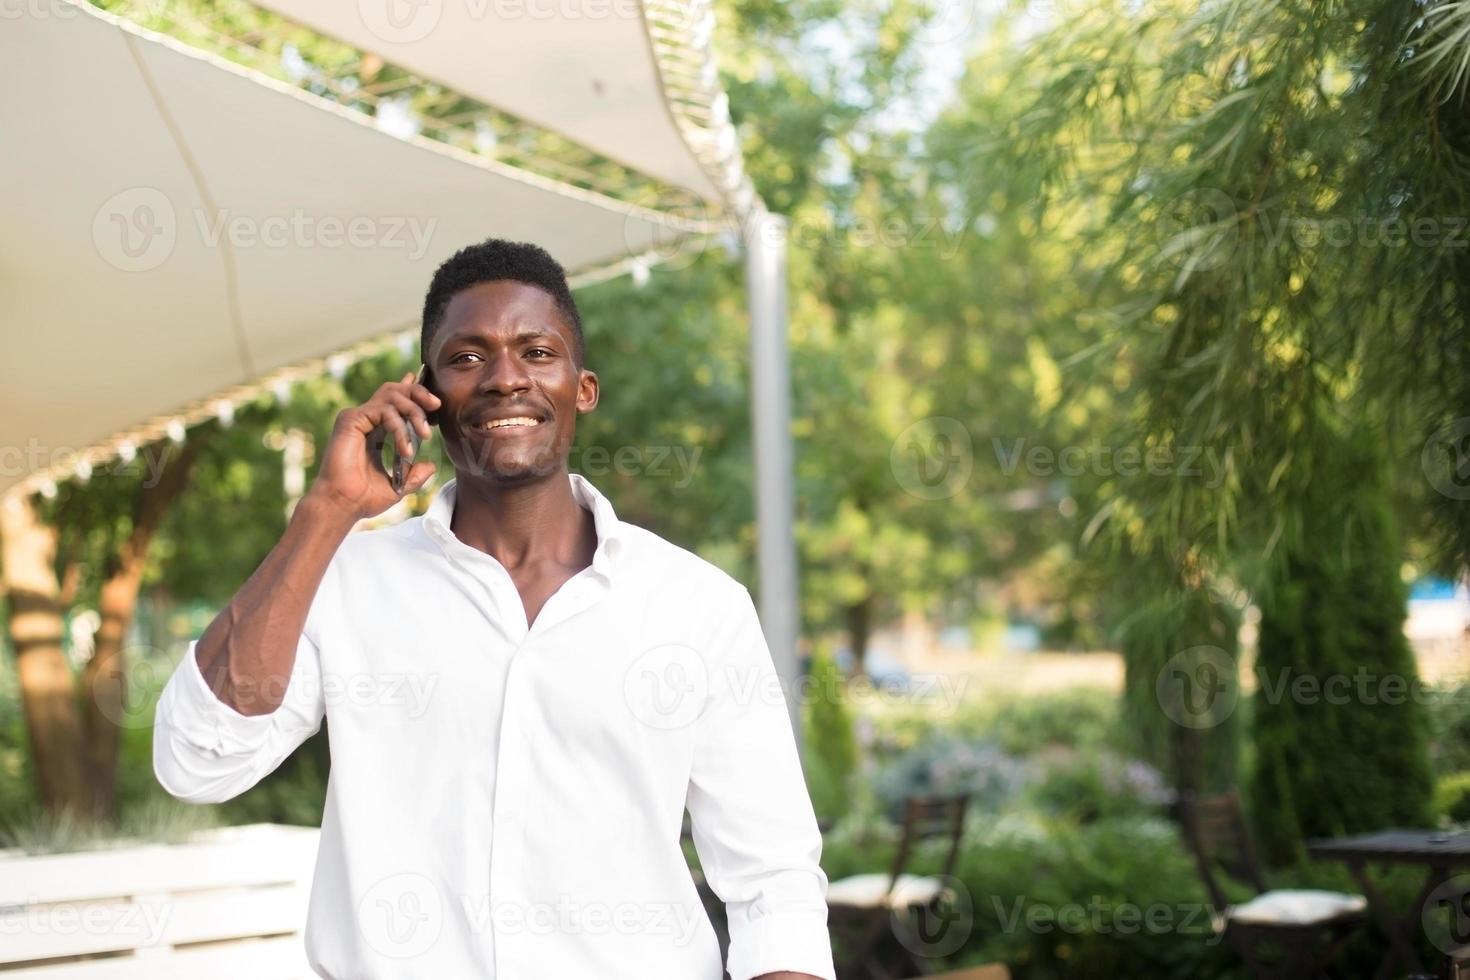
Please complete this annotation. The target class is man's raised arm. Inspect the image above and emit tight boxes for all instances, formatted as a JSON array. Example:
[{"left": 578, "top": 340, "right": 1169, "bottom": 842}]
[{"left": 152, "top": 373, "right": 439, "bottom": 803}]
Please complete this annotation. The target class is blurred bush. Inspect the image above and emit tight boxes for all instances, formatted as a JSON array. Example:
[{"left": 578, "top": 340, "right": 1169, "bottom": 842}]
[
  {"left": 803, "top": 646, "right": 858, "bottom": 824},
  {"left": 1435, "top": 771, "right": 1470, "bottom": 825}
]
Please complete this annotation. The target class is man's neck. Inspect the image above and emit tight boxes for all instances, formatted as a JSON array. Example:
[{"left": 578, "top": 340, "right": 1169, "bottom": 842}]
[{"left": 448, "top": 469, "right": 596, "bottom": 573}]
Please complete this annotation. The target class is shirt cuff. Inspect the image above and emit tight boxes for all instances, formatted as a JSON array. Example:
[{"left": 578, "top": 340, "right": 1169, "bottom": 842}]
[
  {"left": 724, "top": 893, "right": 837, "bottom": 980},
  {"left": 156, "top": 640, "right": 283, "bottom": 757}
]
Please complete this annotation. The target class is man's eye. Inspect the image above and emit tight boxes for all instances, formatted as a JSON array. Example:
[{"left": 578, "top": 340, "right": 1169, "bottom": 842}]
[
  {"left": 527, "top": 348, "right": 553, "bottom": 358},
  {"left": 450, "top": 353, "right": 480, "bottom": 364}
]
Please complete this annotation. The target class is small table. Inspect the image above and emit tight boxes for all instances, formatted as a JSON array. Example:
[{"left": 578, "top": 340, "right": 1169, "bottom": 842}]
[{"left": 1308, "top": 829, "right": 1470, "bottom": 980}]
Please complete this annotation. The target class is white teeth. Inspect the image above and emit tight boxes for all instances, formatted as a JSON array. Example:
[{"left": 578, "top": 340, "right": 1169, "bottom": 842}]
[{"left": 481, "top": 417, "right": 541, "bottom": 429}]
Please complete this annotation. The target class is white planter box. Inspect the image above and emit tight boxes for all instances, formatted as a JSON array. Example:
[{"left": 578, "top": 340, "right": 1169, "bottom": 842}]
[{"left": 0, "top": 823, "right": 320, "bottom": 979}]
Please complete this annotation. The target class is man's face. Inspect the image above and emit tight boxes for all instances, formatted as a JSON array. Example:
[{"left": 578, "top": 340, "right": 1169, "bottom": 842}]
[{"left": 427, "top": 280, "right": 597, "bottom": 486}]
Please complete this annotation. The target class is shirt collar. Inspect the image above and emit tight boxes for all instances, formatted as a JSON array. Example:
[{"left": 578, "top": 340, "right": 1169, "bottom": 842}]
[{"left": 420, "top": 472, "right": 628, "bottom": 577}]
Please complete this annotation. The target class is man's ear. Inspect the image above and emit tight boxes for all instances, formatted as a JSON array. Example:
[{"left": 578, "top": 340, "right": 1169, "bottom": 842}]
[{"left": 576, "top": 367, "right": 599, "bottom": 414}]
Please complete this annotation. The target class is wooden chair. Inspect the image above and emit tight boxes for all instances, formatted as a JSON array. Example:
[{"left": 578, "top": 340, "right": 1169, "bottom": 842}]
[
  {"left": 828, "top": 793, "right": 971, "bottom": 979},
  {"left": 1173, "top": 790, "right": 1366, "bottom": 980}
]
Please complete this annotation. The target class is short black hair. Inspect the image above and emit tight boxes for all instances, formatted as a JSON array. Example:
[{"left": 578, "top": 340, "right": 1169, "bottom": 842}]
[{"left": 420, "top": 238, "right": 584, "bottom": 366}]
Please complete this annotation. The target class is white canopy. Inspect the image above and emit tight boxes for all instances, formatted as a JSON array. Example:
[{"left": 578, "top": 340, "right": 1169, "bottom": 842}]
[
  {"left": 252, "top": 0, "right": 743, "bottom": 204},
  {"left": 0, "top": 0, "right": 748, "bottom": 496}
]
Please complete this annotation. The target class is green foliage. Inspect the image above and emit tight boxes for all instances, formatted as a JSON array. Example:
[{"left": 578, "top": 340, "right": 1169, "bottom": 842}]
[
  {"left": 1117, "top": 576, "right": 1241, "bottom": 796},
  {"left": 822, "top": 811, "right": 1239, "bottom": 980},
  {"left": 1435, "top": 771, "right": 1470, "bottom": 824},
  {"left": 1426, "top": 679, "right": 1470, "bottom": 777},
  {"left": 1250, "top": 430, "right": 1434, "bottom": 864},
  {"left": 802, "top": 648, "right": 859, "bottom": 822},
  {"left": 1027, "top": 750, "right": 1172, "bottom": 825},
  {"left": 869, "top": 687, "right": 1124, "bottom": 758}
]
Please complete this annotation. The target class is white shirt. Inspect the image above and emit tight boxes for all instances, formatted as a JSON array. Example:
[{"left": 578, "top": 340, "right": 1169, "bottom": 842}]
[{"left": 153, "top": 473, "right": 835, "bottom": 980}]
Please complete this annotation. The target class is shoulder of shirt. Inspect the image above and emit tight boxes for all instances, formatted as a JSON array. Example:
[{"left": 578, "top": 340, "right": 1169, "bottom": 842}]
[
  {"left": 612, "top": 520, "right": 750, "bottom": 598},
  {"left": 323, "top": 514, "right": 436, "bottom": 567},
  {"left": 322, "top": 511, "right": 750, "bottom": 601}
]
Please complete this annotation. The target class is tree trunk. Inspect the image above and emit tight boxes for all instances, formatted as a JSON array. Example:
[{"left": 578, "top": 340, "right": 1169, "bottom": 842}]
[
  {"left": 844, "top": 595, "right": 872, "bottom": 677},
  {"left": 84, "top": 438, "right": 203, "bottom": 819},
  {"left": 0, "top": 493, "right": 90, "bottom": 816}
]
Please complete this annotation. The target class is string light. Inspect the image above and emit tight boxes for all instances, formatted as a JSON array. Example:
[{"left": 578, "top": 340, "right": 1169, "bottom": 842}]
[
  {"left": 74, "top": 458, "right": 92, "bottom": 482},
  {"left": 38, "top": 478, "right": 57, "bottom": 499},
  {"left": 328, "top": 354, "right": 351, "bottom": 380},
  {"left": 117, "top": 441, "right": 137, "bottom": 463},
  {"left": 166, "top": 418, "right": 186, "bottom": 443},
  {"left": 271, "top": 378, "right": 293, "bottom": 403},
  {"left": 215, "top": 400, "right": 235, "bottom": 428},
  {"left": 631, "top": 258, "right": 651, "bottom": 288}
]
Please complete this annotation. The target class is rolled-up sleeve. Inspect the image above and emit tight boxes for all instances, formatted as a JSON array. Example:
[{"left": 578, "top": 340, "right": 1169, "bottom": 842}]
[
  {"left": 686, "top": 584, "right": 836, "bottom": 980},
  {"left": 152, "top": 565, "right": 334, "bottom": 805}
]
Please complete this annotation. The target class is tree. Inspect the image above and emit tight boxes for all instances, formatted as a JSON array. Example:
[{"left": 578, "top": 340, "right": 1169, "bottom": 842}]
[
  {"left": 1251, "top": 425, "right": 1434, "bottom": 862},
  {"left": 935, "top": 0, "right": 1465, "bottom": 818}
]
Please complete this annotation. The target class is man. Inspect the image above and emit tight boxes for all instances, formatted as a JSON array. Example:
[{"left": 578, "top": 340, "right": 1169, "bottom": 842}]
[{"left": 153, "top": 239, "right": 836, "bottom": 979}]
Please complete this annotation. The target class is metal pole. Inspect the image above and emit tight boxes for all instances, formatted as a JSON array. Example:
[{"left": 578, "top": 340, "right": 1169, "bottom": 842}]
[{"left": 744, "top": 210, "right": 802, "bottom": 744}]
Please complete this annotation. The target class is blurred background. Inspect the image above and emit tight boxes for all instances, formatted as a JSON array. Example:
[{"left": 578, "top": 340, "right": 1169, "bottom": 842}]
[{"left": 3, "top": 0, "right": 1470, "bottom": 977}]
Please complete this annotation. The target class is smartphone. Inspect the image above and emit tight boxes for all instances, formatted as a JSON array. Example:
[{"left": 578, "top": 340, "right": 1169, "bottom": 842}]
[{"left": 378, "top": 364, "right": 431, "bottom": 495}]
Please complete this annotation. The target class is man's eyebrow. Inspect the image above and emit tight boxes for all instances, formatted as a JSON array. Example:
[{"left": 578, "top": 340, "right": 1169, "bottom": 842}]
[{"left": 435, "top": 329, "right": 564, "bottom": 352}]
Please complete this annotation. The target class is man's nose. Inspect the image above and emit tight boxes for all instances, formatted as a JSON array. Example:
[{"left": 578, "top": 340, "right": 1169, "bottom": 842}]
[{"left": 477, "top": 350, "right": 531, "bottom": 396}]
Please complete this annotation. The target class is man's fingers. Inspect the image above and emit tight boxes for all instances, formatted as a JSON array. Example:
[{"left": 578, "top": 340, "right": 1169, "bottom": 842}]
[
  {"left": 404, "top": 460, "right": 436, "bottom": 493},
  {"left": 362, "top": 404, "right": 416, "bottom": 458},
  {"left": 409, "top": 383, "right": 442, "bottom": 412},
  {"left": 386, "top": 391, "right": 432, "bottom": 439}
]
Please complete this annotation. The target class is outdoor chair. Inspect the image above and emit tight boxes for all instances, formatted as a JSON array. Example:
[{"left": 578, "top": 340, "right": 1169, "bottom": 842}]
[
  {"left": 1173, "top": 790, "right": 1366, "bottom": 980},
  {"left": 828, "top": 793, "right": 971, "bottom": 979}
]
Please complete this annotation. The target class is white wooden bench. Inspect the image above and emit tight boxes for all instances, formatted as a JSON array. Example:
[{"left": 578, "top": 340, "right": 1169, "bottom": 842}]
[{"left": 0, "top": 823, "right": 320, "bottom": 979}]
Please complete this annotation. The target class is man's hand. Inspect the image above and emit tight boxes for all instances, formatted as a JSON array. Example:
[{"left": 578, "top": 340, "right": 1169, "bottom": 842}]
[{"left": 307, "top": 371, "right": 441, "bottom": 522}]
